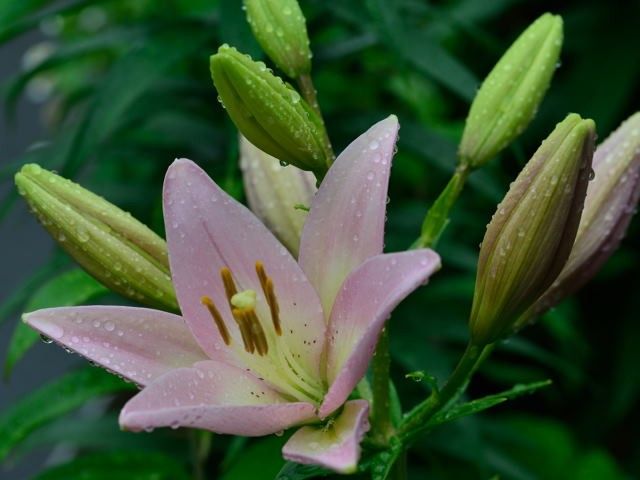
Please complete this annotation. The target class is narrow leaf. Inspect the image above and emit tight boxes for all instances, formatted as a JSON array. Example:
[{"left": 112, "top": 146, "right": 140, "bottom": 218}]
[
  {"left": 0, "top": 255, "right": 65, "bottom": 327},
  {"left": 0, "top": 367, "right": 134, "bottom": 462},
  {"left": 275, "top": 462, "right": 332, "bottom": 480},
  {"left": 428, "top": 379, "right": 552, "bottom": 428},
  {"left": 32, "top": 451, "right": 190, "bottom": 480}
]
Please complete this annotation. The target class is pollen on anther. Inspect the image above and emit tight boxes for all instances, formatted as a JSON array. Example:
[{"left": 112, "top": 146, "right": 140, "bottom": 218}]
[
  {"left": 220, "top": 267, "right": 238, "bottom": 302},
  {"left": 200, "top": 296, "right": 231, "bottom": 345},
  {"left": 255, "top": 262, "right": 282, "bottom": 336}
]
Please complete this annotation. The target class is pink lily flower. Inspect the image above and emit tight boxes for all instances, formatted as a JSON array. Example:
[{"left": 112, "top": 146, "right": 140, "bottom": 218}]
[{"left": 24, "top": 116, "right": 440, "bottom": 473}]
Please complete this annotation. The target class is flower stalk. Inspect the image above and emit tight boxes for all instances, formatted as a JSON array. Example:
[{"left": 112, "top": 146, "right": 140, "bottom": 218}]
[
  {"left": 398, "top": 342, "right": 484, "bottom": 442},
  {"left": 413, "top": 163, "right": 470, "bottom": 249},
  {"left": 370, "top": 328, "right": 394, "bottom": 446}
]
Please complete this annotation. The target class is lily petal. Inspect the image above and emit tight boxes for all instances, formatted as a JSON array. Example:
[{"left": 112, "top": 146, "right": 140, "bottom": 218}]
[
  {"left": 120, "top": 360, "right": 317, "bottom": 436},
  {"left": 282, "top": 399, "right": 369, "bottom": 474},
  {"left": 23, "top": 306, "right": 207, "bottom": 386},
  {"left": 299, "top": 116, "right": 400, "bottom": 314},
  {"left": 320, "top": 250, "right": 440, "bottom": 417},
  {"left": 163, "top": 159, "right": 326, "bottom": 377}
]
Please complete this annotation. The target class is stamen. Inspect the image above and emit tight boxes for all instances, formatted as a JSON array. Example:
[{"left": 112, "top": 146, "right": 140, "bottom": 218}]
[
  {"left": 233, "top": 309, "right": 255, "bottom": 353},
  {"left": 200, "top": 296, "right": 231, "bottom": 345},
  {"left": 255, "top": 261, "right": 268, "bottom": 287},
  {"left": 220, "top": 267, "right": 238, "bottom": 302},
  {"left": 255, "top": 262, "right": 282, "bottom": 335},
  {"left": 246, "top": 310, "right": 269, "bottom": 356},
  {"left": 264, "top": 278, "right": 282, "bottom": 336}
]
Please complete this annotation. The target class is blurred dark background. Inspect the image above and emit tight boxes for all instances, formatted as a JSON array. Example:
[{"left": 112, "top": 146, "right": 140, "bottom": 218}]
[{"left": 1, "top": 0, "right": 639, "bottom": 479}]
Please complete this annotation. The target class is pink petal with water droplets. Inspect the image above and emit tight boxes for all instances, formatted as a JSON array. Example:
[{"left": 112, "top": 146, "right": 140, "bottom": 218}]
[
  {"left": 163, "top": 159, "right": 326, "bottom": 376},
  {"left": 320, "top": 250, "right": 440, "bottom": 418},
  {"left": 299, "top": 116, "right": 400, "bottom": 315},
  {"left": 23, "top": 306, "right": 207, "bottom": 386},
  {"left": 283, "top": 399, "right": 369, "bottom": 474},
  {"left": 119, "top": 360, "right": 316, "bottom": 436}
]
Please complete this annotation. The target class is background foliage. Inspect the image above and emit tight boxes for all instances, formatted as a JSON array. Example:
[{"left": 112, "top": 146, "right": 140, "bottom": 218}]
[{"left": 1, "top": 0, "right": 639, "bottom": 478}]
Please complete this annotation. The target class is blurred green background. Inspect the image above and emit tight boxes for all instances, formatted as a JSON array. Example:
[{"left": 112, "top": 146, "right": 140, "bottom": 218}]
[{"left": 1, "top": 0, "right": 639, "bottom": 478}]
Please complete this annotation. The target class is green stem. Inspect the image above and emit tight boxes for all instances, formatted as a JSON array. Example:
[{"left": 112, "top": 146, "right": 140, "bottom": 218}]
[
  {"left": 398, "top": 342, "right": 484, "bottom": 442},
  {"left": 371, "top": 328, "right": 394, "bottom": 445},
  {"left": 190, "top": 430, "right": 212, "bottom": 480},
  {"left": 412, "top": 164, "right": 470, "bottom": 249},
  {"left": 297, "top": 73, "right": 321, "bottom": 117},
  {"left": 297, "top": 73, "right": 335, "bottom": 168},
  {"left": 390, "top": 450, "right": 408, "bottom": 480}
]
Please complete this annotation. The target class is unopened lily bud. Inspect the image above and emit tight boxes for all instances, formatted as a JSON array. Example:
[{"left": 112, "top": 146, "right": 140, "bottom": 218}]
[
  {"left": 240, "top": 135, "right": 316, "bottom": 256},
  {"left": 516, "top": 113, "right": 640, "bottom": 328},
  {"left": 243, "top": 0, "right": 311, "bottom": 79},
  {"left": 15, "top": 164, "right": 178, "bottom": 311},
  {"left": 211, "top": 45, "right": 330, "bottom": 176},
  {"left": 459, "top": 13, "right": 563, "bottom": 168},
  {"left": 469, "top": 114, "right": 595, "bottom": 345}
]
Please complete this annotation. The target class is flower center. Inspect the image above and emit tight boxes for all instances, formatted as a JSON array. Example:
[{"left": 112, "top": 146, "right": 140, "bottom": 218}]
[{"left": 200, "top": 262, "right": 324, "bottom": 404}]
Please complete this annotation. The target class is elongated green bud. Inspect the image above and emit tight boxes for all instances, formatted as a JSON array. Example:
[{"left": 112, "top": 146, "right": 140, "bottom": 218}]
[
  {"left": 469, "top": 114, "right": 595, "bottom": 345},
  {"left": 516, "top": 112, "right": 640, "bottom": 329},
  {"left": 211, "top": 44, "right": 331, "bottom": 176},
  {"left": 459, "top": 13, "right": 563, "bottom": 168},
  {"left": 243, "top": 0, "right": 311, "bottom": 79},
  {"left": 240, "top": 135, "right": 316, "bottom": 256},
  {"left": 15, "top": 165, "right": 178, "bottom": 311}
]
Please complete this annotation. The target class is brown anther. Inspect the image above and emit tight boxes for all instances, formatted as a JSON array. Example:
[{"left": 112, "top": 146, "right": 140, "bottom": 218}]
[
  {"left": 200, "top": 296, "right": 231, "bottom": 345},
  {"left": 264, "top": 278, "right": 282, "bottom": 335},
  {"left": 255, "top": 262, "right": 282, "bottom": 336},
  {"left": 220, "top": 267, "right": 238, "bottom": 303},
  {"left": 246, "top": 310, "right": 269, "bottom": 356},
  {"left": 255, "top": 261, "right": 268, "bottom": 288},
  {"left": 233, "top": 309, "right": 255, "bottom": 354}
]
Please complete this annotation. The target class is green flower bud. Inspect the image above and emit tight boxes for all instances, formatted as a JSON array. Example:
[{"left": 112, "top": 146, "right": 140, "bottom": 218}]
[
  {"left": 211, "top": 44, "right": 331, "bottom": 176},
  {"left": 243, "top": 0, "right": 311, "bottom": 79},
  {"left": 15, "top": 164, "right": 178, "bottom": 311},
  {"left": 459, "top": 13, "right": 563, "bottom": 168},
  {"left": 515, "top": 112, "right": 640, "bottom": 329},
  {"left": 240, "top": 135, "right": 316, "bottom": 256},
  {"left": 469, "top": 114, "right": 595, "bottom": 345}
]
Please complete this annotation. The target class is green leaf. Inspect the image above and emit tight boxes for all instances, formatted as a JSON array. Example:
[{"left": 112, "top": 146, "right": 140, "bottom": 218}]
[
  {"left": 32, "top": 451, "right": 190, "bottom": 480},
  {"left": 4, "top": 27, "right": 141, "bottom": 118},
  {"left": 219, "top": 0, "right": 262, "bottom": 58},
  {"left": 14, "top": 414, "right": 187, "bottom": 460},
  {"left": 366, "top": 0, "right": 477, "bottom": 100},
  {"left": 222, "top": 436, "right": 288, "bottom": 480},
  {"left": 398, "top": 122, "right": 504, "bottom": 203},
  {"left": 0, "top": 0, "right": 105, "bottom": 43},
  {"left": 0, "top": 367, "right": 134, "bottom": 462},
  {"left": 0, "top": 0, "right": 50, "bottom": 30},
  {"left": 275, "top": 462, "right": 332, "bottom": 480},
  {"left": 428, "top": 379, "right": 552, "bottom": 428},
  {"left": 0, "top": 254, "right": 66, "bottom": 327},
  {"left": 60, "top": 26, "right": 214, "bottom": 178},
  {"left": 4, "top": 269, "right": 108, "bottom": 377}
]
